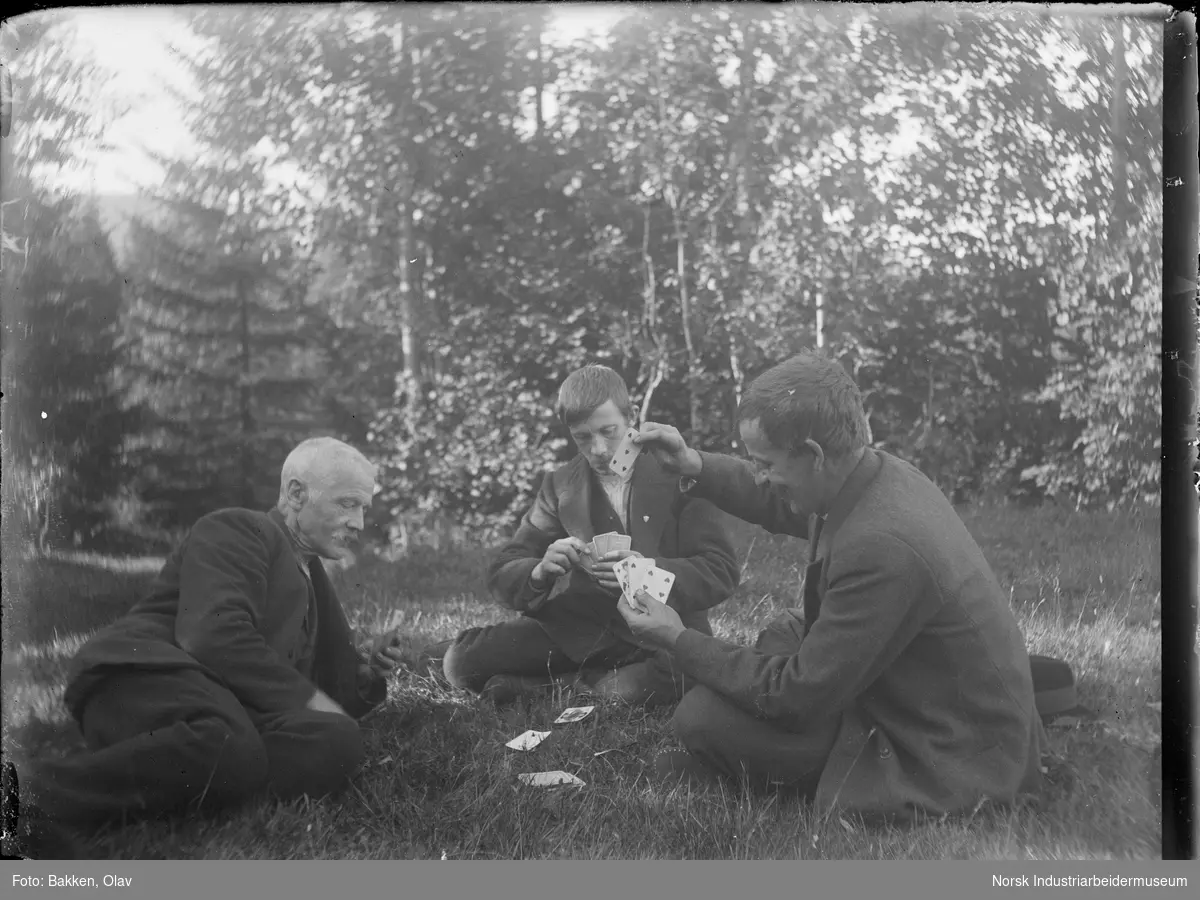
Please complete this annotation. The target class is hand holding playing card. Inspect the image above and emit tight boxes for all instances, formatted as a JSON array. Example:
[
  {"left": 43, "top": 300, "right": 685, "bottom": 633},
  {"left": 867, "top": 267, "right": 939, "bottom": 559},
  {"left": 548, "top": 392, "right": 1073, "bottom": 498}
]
[
  {"left": 593, "top": 549, "right": 644, "bottom": 592},
  {"left": 532, "top": 536, "right": 589, "bottom": 587},
  {"left": 367, "top": 627, "right": 406, "bottom": 675},
  {"left": 618, "top": 590, "right": 687, "bottom": 647},
  {"left": 632, "top": 422, "right": 703, "bottom": 477}
]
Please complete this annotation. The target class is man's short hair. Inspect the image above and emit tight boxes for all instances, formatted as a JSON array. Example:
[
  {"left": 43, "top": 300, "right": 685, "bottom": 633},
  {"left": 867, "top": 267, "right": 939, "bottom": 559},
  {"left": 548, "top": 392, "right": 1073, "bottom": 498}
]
[
  {"left": 278, "top": 437, "right": 377, "bottom": 505},
  {"left": 737, "top": 352, "right": 871, "bottom": 460},
  {"left": 556, "top": 365, "right": 635, "bottom": 426}
]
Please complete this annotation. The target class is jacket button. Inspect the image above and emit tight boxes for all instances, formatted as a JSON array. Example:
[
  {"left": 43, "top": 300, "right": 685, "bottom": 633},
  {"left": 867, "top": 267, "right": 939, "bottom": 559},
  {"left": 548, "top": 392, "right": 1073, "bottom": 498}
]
[{"left": 879, "top": 746, "right": 892, "bottom": 759}]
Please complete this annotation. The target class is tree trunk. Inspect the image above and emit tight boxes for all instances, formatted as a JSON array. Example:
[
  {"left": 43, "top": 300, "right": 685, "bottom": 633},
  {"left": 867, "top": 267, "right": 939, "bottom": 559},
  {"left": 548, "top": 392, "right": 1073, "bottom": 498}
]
[
  {"left": 651, "top": 41, "right": 700, "bottom": 435},
  {"left": 396, "top": 21, "right": 422, "bottom": 440},
  {"left": 673, "top": 208, "right": 701, "bottom": 436},
  {"left": 533, "top": 15, "right": 545, "bottom": 139},
  {"left": 918, "top": 357, "right": 934, "bottom": 450},
  {"left": 234, "top": 188, "right": 255, "bottom": 508},
  {"left": 237, "top": 273, "right": 255, "bottom": 507},
  {"left": 730, "top": 17, "right": 757, "bottom": 414},
  {"left": 1108, "top": 20, "right": 1128, "bottom": 244},
  {"left": 815, "top": 289, "right": 825, "bottom": 349},
  {"left": 397, "top": 169, "right": 419, "bottom": 436},
  {"left": 639, "top": 203, "right": 666, "bottom": 422}
]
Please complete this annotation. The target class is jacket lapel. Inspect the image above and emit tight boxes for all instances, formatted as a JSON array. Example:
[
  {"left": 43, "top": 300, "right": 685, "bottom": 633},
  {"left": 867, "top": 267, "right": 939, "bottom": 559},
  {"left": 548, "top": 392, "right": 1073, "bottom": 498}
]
[
  {"left": 554, "top": 456, "right": 597, "bottom": 542},
  {"left": 267, "top": 508, "right": 312, "bottom": 584},
  {"left": 628, "top": 455, "right": 674, "bottom": 553}
]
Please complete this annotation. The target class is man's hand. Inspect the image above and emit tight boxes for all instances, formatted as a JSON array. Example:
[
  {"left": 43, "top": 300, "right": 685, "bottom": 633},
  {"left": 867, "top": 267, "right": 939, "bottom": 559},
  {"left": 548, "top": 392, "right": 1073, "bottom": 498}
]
[
  {"left": 531, "top": 537, "right": 588, "bottom": 587},
  {"left": 617, "top": 591, "right": 687, "bottom": 648},
  {"left": 592, "top": 549, "right": 644, "bottom": 593},
  {"left": 366, "top": 627, "right": 406, "bottom": 675},
  {"left": 306, "top": 688, "right": 349, "bottom": 717},
  {"left": 635, "top": 422, "right": 703, "bottom": 477}
]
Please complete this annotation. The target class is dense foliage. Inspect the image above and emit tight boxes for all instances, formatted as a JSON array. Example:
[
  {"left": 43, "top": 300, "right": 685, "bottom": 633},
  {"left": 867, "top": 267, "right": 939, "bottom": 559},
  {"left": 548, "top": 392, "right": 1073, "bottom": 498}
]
[{"left": 3, "top": 5, "right": 1165, "bottom": 550}]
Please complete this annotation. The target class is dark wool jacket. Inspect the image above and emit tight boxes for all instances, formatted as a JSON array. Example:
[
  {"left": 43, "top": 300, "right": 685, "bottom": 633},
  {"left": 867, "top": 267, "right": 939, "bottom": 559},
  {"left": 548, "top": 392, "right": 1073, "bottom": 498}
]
[
  {"left": 488, "top": 453, "right": 741, "bottom": 662},
  {"left": 673, "top": 447, "right": 1044, "bottom": 820},
  {"left": 64, "top": 508, "right": 385, "bottom": 724}
]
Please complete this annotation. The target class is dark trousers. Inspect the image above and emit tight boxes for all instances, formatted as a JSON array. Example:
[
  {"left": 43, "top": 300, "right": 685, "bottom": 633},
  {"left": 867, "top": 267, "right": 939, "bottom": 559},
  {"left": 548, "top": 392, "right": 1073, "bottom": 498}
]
[
  {"left": 443, "top": 617, "right": 688, "bottom": 707},
  {"left": 671, "top": 610, "right": 840, "bottom": 795},
  {"left": 31, "top": 668, "right": 363, "bottom": 826}
]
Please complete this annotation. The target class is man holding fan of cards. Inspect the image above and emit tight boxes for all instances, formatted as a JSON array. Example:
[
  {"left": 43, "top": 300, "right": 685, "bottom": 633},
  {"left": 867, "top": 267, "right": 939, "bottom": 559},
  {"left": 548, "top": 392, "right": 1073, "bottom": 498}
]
[
  {"left": 617, "top": 352, "right": 1044, "bottom": 823},
  {"left": 435, "top": 365, "right": 741, "bottom": 707}
]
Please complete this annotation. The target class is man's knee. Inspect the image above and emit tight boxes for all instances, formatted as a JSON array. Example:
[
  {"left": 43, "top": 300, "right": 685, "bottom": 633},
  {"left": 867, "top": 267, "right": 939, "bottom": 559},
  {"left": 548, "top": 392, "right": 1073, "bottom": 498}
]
[
  {"left": 265, "top": 713, "right": 364, "bottom": 801},
  {"left": 592, "top": 662, "right": 679, "bottom": 708},
  {"left": 672, "top": 686, "right": 732, "bottom": 752},
  {"left": 442, "top": 626, "right": 491, "bottom": 691},
  {"left": 324, "top": 715, "right": 364, "bottom": 771},
  {"left": 189, "top": 715, "right": 270, "bottom": 802},
  {"left": 590, "top": 666, "right": 652, "bottom": 706},
  {"left": 304, "top": 714, "right": 364, "bottom": 780}
]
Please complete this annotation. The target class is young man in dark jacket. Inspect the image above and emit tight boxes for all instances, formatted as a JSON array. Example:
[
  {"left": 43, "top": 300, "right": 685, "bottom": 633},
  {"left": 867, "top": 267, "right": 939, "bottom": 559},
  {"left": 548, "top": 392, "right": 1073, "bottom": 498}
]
[{"left": 436, "top": 365, "right": 741, "bottom": 707}]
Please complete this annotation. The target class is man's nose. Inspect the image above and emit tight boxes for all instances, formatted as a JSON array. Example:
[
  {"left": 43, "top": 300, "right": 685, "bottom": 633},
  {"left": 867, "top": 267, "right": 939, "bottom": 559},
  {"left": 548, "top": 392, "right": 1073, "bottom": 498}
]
[{"left": 349, "top": 509, "right": 364, "bottom": 530}]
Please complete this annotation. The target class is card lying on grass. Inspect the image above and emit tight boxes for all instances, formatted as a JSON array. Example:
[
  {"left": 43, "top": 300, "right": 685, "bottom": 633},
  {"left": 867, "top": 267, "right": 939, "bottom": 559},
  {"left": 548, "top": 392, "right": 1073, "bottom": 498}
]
[
  {"left": 506, "top": 730, "right": 551, "bottom": 751},
  {"left": 614, "top": 557, "right": 675, "bottom": 612},
  {"left": 553, "top": 705, "right": 594, "bottom": 725},
  {"left": 518, "top": 771, "right": 586, "bottom": 788}
]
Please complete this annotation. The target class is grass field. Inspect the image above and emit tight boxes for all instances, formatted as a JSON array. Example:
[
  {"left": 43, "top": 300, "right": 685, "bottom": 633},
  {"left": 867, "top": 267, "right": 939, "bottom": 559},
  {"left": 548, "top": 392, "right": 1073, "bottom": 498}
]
[{"left": 1, "top": 502, "right": 1165, "bottom": 859}]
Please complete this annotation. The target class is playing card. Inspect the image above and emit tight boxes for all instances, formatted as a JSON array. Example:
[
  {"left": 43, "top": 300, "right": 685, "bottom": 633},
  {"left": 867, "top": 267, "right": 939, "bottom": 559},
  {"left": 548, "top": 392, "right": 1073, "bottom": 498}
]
[
  {"left": 613, "top": 556, "right": 634, "bottom": 590},
  {"left": 517, "top": 771, "right": 586, "bottom": 788},
  {"left": 579, "top": 541, "right": 597, "bottom": 573},
  {"left": 553, "top": 705, "right": 595, "bottom": 724},
  {"left": 625, "top": 557, "right": 652, "bottom": 594},
  {"left": 609, "top": 534, "right": 632, "bottom": 554},
  {"left": 624, "top": 589, "right": 645, "bottom": 613},
  {"left": 593, "top": 532, "right": 616, "bottom": 557},
  {"left": 640, "top": 566, "right": 676, "bottom": 604},
  {"left": 611, "top": 428, "right": 643, "bottom": 476},
  {"left": 506, "top": 729, "right": 552, "bottom": 751},
  {"left": 369, "top": 627, "right": 402, "bottom": 657}
]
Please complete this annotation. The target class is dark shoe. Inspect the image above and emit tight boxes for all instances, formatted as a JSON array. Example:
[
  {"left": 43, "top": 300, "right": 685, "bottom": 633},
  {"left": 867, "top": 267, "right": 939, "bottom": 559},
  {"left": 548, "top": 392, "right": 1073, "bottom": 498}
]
[
  {"left": 480, "top": 674, "right": 556, "bottom": 706},
  {"left": 416, "top": 639, "right": 455, "bottom": 679},
  {"left": 653, "top": 750, "right": 721, "bottom": 790}
]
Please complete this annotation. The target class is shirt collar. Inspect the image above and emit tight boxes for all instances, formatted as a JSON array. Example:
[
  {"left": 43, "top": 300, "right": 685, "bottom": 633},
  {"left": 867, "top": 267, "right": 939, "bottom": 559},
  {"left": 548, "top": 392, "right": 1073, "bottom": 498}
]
[
  {"left": 268, "top": 507, "right": 318, "bottom": 570},
  {"left": 596, "top": 457, "right": 636, "bottom": 487}
]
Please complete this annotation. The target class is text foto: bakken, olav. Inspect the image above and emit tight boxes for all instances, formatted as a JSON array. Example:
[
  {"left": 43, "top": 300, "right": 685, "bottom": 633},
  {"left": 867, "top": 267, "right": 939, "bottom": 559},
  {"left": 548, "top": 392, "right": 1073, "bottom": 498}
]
[{"left": 12, "top": 875, "right": 133, "bottom": 888}]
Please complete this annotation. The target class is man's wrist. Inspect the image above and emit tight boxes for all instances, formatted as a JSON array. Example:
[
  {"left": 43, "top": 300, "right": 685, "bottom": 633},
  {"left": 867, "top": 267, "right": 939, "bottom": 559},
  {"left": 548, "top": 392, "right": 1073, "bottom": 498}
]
[
  {"left": 663, "top": 624, "right": 688, "bottom": 648},
  {"left": 678, "top": 450, "right": 704, "bottom": 491}
]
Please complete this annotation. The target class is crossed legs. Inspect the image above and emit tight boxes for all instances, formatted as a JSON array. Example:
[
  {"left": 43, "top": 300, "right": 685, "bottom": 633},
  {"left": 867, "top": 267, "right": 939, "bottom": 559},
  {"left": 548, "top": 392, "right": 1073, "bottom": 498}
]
[
  {"left": 26, "top": 667, "right": 364, "bottom": 827},
  {"left": 442, "top": 617, "right": 688, "bottom": 707}
]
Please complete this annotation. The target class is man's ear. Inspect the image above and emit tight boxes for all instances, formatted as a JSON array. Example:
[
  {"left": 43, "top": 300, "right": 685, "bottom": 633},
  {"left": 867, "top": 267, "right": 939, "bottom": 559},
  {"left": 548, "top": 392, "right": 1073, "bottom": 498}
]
[
  {"left": 803, "top": 439, "right": 826, "bottom": 471},
  {"left": 285, "top": 478, "right": 308, "bottom": 510}
]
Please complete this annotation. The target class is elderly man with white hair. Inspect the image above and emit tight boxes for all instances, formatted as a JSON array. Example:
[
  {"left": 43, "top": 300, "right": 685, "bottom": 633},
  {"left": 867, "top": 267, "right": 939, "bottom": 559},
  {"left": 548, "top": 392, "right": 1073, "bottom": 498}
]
[{"left": 6, "top": 437, "right": 403, "bottom": 859}]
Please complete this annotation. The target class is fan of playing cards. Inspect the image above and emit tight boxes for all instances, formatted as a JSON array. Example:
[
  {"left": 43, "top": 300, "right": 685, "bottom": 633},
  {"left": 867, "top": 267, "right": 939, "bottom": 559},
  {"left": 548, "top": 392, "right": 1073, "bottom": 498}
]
[
  {"left": 613, "top": 556, "right": 675, "bottom": 612},
  {"left": 585, "top": 531, "right": 631, "bottom": 564}
]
